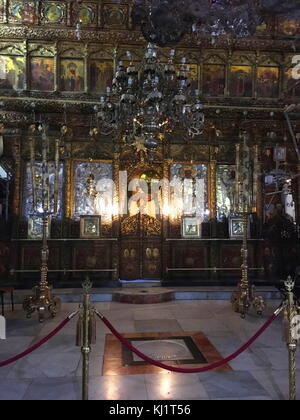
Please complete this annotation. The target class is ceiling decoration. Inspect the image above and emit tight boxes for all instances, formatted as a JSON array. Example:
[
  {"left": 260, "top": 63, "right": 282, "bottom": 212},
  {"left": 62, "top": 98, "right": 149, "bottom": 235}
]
[{"left": 131, "top": 0, "right": 300, "bottom": 47}]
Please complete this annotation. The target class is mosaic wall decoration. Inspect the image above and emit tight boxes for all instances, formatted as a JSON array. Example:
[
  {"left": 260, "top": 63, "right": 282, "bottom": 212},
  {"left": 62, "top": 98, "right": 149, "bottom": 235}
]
[
  {"left": 0, "top": 55, "right": 25, "bottom": 89},
  {"left": 257, "top": 66, "right": 279, "bottom": 98},
  {"left": 60, "top": 59, "right": 84, "bottom": 92},
  {"left": 22, "top": 162, "right": 64, "bottom": 218},
  {"left": 229, "top": 65, "right": 253, "bottom": 97},
  {"left": 89, "top": 60, "right": 114, "bottom": 93},
  {"left": 73, "top": 161, "right": 113, "bottom": 221},
  {"left": 202, "top": 64, "right": 225, "bottom": 96},
  {"left": 31, "top": 57, "right": 55, "bottom": 91}
]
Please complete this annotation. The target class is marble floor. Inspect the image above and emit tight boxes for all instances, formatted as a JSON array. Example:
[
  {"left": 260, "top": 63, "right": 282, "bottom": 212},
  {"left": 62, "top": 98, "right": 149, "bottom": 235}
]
[{"left": 0, "top": 299, "right": 299, "bottom": 400}]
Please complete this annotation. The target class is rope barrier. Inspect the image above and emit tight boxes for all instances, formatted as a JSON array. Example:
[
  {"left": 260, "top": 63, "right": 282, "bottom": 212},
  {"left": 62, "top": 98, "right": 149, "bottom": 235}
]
[
  {"left": 0, "top": 311, "right": 78, "bottom": 368},
  {"left": 96, "top": 307, "right": 282, "bottom": 374}
]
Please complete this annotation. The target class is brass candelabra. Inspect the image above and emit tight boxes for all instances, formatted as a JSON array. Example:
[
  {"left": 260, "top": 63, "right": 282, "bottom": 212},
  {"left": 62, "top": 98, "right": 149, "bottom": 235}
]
[
  {"left": 23, "top": 123, "right": 61, "bottom": 322},
  {"left": 231, "top": 131, "right": 265, "bottom": 318},
  {"left": 231, "top": 210, "right": 265, "bottom": 318}
]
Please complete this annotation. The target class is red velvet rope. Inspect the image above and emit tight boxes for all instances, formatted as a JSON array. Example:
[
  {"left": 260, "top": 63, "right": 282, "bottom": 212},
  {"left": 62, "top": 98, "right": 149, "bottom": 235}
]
[
  {"left": 0, "top": 317, "right": 71, "bottom": 368},
  {"left": 99, "top": 311, "right": 279, "bottom": 373}
]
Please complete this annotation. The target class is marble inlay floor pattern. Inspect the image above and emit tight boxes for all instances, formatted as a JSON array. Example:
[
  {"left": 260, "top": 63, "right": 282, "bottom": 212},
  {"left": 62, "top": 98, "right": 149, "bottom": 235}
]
[
  {"left": 0, "top": 300, "right": 299, "bottom": 400},
  {"left": 103, "top": 332, "right": 231, "bottom": 376}
]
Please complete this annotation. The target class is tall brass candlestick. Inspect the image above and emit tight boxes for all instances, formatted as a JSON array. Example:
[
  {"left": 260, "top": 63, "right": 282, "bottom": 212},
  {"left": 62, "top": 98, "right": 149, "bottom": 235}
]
[
  {"left": 23, "top": 123, "right": 61, "bottom": 322},
  {"left": 29, "top": 135, "right": 37, "bottom": 212},
  {"left": 231, "top": 132, "right": 265, "bottom": 318},
  {"left": 54, "top": 139, "right": 60, "bottom": 214}
]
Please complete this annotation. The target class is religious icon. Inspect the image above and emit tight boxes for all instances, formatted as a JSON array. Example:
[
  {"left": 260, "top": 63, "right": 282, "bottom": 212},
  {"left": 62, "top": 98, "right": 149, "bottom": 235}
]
[
  {"left": 229, "top": 217, "right": 250, "bottom": 239},
  {"left": 44, "top": 4, "right": 64, "bottom": 23},
  {"left": 10, "top": 2, "right": 23, "bottom": 20},
  {"left": 80, "top": 215, "right": 100, "bottom": 238},
  {"left": 0, "top": 55, "right": 25, "bottom": 90},
  {"left": 30, "top": 57, "right": 54, "bottom": 91},
  {"left": 182, "top": 217, "right": 202, "bottom": 238},
  {"left": 89, "top": 60, "right": 114, "bottom": 93},
  {"left": 60, "top": 59, "right": 84, "bottom": 92},
  {"left": 77, "top": 6, "right": 95, "bottom": 24},
  {"left": 28, "top": 215, "right": 51, "bottom": 240},
  {"left": 273, "top": 146, "right": 286, "bottom": 162},
  {"left": 217, "top": 165, "right": 236, "bottom": 218},
  {"left": 285, "top": 68, "right": 300, "bottom": 97},
  {"left": 202, "top": 64, "right": 225, "bottom": 96},
  {"left": 257, "top": 66, "right": 279, "bottom": 98},
  {"left": 229, "top": 66, "right": 253, "bottom": 97},
  {"left": 104, "top": 6, "right": 126, "bottom": 26},
  {"left": 278, "top": 19, "right": 300, "bottom": 36}
]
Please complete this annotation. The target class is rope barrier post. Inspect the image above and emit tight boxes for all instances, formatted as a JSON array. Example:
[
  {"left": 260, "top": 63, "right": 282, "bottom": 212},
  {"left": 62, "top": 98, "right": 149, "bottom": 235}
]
[
  {"left": 79, "top": 276, "right": 93, "bottom": 401},
  {"left": 283, "top": 276, "right": 299, "bottom": 401}
]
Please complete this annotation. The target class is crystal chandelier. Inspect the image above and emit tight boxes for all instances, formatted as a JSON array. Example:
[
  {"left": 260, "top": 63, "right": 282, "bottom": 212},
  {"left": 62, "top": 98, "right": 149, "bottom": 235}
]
[{"left": 96, "top": 44, "right": 205, "bottom": 154}]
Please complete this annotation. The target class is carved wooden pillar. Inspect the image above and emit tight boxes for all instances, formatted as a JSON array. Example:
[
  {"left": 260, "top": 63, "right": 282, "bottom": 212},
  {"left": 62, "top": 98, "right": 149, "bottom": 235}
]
[
  {"left": 208, "top": 147, "right": 217, "bottom": 220},
  {"left": 12, "top": 136, "right": 21, "bottom": 216}
]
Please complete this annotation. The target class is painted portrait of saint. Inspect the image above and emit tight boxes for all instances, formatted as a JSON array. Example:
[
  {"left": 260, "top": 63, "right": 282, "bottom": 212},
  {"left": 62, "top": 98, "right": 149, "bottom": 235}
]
[
  {"left": 257, "top": 66, "right": 279, "bottom": 98},
  {"left": 31, "top": 57, "right": 54, "bottom": 91},
  {"left": 60, "top": 59, "right": 84, "bottom": 92},
  {"left": 278, "top": 19, "right": 300, "bottom": 36},
  {"left": 202, "top": 64, "right": 225, "bottom": 96},
  {"left": 229, "top": 65, "right": 253, "bottom": 97},
  {"left": 0, "top": 55, "right": 25, "bottom": 90},
  {"left": 89, "top": 60, "right": 114, "bottom": 93}
]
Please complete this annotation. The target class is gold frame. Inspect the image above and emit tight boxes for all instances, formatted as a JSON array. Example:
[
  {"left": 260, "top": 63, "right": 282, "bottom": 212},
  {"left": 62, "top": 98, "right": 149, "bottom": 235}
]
[{"left": 80, "top": 215, "right": 101, "bottom": 239}]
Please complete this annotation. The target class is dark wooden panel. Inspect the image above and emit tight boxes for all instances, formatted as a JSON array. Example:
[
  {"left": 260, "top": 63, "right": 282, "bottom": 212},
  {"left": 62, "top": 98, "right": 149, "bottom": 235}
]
[{"left": 120, "top": 241, "right": 140, "bottom": 280}]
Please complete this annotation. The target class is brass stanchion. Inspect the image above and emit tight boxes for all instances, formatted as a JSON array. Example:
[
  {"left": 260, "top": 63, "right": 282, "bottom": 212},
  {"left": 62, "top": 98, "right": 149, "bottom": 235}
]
[
  {"left": 77, "top": 277, "right": 96, "bottom": 401},
  {"left": 283, "top": 276, "right": 299, "bottom": 401}
]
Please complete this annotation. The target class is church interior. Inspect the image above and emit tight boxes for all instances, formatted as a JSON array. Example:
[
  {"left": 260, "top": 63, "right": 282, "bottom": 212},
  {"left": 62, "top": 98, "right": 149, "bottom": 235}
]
[{"left": 0, "top": 0, "right": 300, "bottom": 402}]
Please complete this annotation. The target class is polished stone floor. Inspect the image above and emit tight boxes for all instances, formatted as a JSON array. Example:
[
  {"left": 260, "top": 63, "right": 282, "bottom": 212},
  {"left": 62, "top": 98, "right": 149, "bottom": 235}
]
[{"left": 0, "top": 299, "right": 299, "bottom": 400}]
